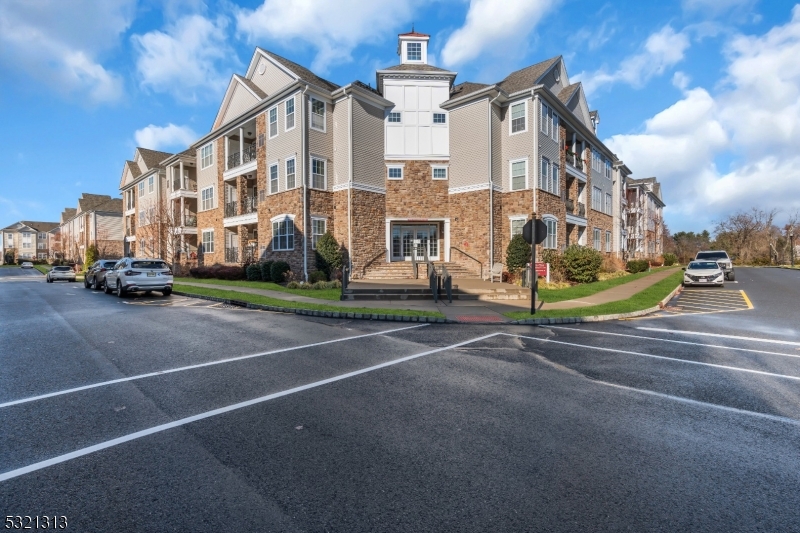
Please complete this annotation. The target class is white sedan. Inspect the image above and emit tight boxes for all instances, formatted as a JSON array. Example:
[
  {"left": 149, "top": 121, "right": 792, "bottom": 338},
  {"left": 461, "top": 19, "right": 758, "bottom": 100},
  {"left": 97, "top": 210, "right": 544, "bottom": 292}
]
[
  {"left": 683, "top": 261, "right": 725, "bottom": 287},
  {"left": 20, "top": 262, "right": 33, "bottom": 269}
]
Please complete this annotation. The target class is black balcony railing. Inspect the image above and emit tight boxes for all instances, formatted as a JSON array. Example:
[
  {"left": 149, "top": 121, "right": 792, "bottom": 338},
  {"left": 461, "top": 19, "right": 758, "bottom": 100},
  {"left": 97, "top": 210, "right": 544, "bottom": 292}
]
[
  {"left": 566, "top": 151, "right": 584, "bottom": 171},
  {"left": 577, "top": 202, "right": 586, "bottom": 217},
  {"left": 565, "top": 198, "right": 575, "bottom": 213},
  {"left": 172, "top": 179, "right": 197, "bottom": 192},
  {"left": 184, "top": 215, "right": 197, "bottom": 227},
  {"left": 242, "top": 195, "right": 257, "bottom": 214},
  {"left": 227, "top": 144, "right": 257, "bottom": 170},
  {"left": 225, "top": 247, "right": 239, "bottom": 264},
  {"left": 224, "top": 201, "right": 238, "bottom": 218}
]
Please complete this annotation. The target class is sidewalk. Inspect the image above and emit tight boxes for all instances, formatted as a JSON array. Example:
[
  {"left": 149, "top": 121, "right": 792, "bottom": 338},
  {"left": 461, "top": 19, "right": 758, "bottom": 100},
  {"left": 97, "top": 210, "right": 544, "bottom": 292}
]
[{"left": 176, "top": 268, "right": 679, "bottom": 322}]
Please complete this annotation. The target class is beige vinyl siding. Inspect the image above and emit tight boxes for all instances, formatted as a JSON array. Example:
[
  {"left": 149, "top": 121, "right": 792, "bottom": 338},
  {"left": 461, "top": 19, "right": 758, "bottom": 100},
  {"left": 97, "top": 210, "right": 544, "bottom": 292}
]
[
  {"left": 566, "top": 90, "right": 593, "bottom": 130},
  {"left": 308, "top": 95, "right": 333, "bottom": 190},
  {"left": 136, "top": 155, "right": 148, "bottom": 174},
  {"left": 197, "top": 141, "right": 219, "bottom": 209},
  {"left": 266, "top": 94, "right": 302, "bottom": 194},
  {"left": 491, "top": 104, "right": 502, "bottom": 187},
  {"left": 449, "top": 98, "right": 489, "bottom": 190},
  {"left": 250, "top": 57, "right": 295, "bottom": 97},
  {"left": 333, "top": 98, "right": 349, "bottom": 188},
  {"left": 501, "top": 98, "right": 534, "bottom": 191},
  {"left": 97, "top": 213, "right": 123, "bottom": 240},
  {"left": 221, "top": 83, "right": 260, "bottom": 127},
  {"left": 351, "top": 97, "right": 385, "bottom": 191},
  {"left": 538, "top": 102, "right": 561, "bottom": 191},
  {"left": 540, "top": 63, "right": 565, "bottom": 95}
]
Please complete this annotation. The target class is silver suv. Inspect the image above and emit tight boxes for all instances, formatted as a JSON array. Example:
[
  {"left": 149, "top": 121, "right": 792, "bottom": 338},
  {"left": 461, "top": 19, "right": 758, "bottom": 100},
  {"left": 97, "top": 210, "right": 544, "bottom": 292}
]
[
  {"left": 695, "top": 250, "right": 735, "bottom": 281},
  {"left": 104, "top": 257, "right": 173, "bottom": 297}
]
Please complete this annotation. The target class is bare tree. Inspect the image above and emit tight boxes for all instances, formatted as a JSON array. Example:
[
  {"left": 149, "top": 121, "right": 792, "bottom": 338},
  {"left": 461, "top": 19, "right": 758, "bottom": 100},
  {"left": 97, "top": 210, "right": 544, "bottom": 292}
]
[
  {"left": 136, "top": 197, "right": 180, "bottom": 262},
  {"left": 714, "top": 208, "right": 780, "bottom": 263}
]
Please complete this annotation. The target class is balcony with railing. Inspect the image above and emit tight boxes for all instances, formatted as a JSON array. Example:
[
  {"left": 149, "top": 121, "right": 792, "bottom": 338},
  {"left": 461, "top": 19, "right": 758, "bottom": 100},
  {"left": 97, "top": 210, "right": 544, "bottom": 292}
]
[
  {"left": 172, "top": 177, "right": 197, "bottom": 193},
  {"left": 565, "top": 198, "right": 587, "bottom": 218},
  {"left": 241, "top": 195, "right": 257, "bottom": 215},
  {"left": 224, "top": 201, "right": 238, "bottom": 218},
  {"left": 225, "top": 247, "right": 239, "bottom": 264},
  {"left": 184, "top": 215, "right": 197, "bottom": 227},
  {"left": 565, "top": 150, "right": 585, "bottom": 172},
  {"left": 227, "top": 143, "right": 256, "bottom": 170}
]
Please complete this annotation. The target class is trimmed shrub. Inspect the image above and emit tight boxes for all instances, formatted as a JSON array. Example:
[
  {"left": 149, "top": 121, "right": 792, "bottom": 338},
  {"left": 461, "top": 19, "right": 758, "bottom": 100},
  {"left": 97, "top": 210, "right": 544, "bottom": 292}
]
[
  {"left": 260, "top": 261, "right": 273, "bottom": 282},
  {"left": 315, "top": 232, "right": 343, "bottom": 277},
  {"left": 286, "top": 281, "right": 301, "bottom": 289},
  {"left": 626, "top": 259, "right": 650, "bottom": 273},
  {"left": 246, "top": 263, "right": 261, "bottom": 281},
  {"left": 562, "top": 245, "right": 603, "bottom": 283},
  {"left": 505, "top": 234, "right": 531, "bottom": 274},
  {"left": 601, "top": 255, "right": 626, "bottom": 273},
  {"left": 270, "top": 261, "right": 291, "bottom": 283},
  {"left": 309, "top": 270, "right": 328, "bottom": 283},
  {"left": 541, "top": 249, "right": 566, "bottom": 282},
  {"left": 188, "top": 264, "right": 247, "bottom": 280},
  {"left": 662, "top": 253, "right": 677, "bottom": 267}
]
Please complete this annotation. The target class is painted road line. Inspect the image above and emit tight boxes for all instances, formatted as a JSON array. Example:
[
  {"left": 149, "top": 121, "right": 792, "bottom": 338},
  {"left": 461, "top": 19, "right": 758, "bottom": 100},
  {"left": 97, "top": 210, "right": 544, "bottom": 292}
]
[
  {"left": 675, "top": 303, "right": 749, "bottom": 311},
  {"left": 0, "top": 324, "right": 430, "bottom": 410},
  {"left": 507, "top": 334, "right": 800, "bottom": 381},
  {"left": 0, "top": 332, "right": 500, "bottom": 483},
  {"left": 622, "top": 308, "right": 752, "bottom": 320},
  {"left": 544, "top": 326, "right": 800, "bottom": 360},
  {"left": 637, "top": 328, "right": 800, "bottom": 347},
  {"left": 741, "top": 290, "right": 754, "bottom": 309}
]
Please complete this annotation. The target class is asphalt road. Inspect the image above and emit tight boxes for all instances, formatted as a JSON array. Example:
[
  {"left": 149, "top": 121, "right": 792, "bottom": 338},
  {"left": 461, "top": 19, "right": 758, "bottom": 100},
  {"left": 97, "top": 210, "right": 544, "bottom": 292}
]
[{"left": 2, "top": 265, "right": 800, "bottom": 532}]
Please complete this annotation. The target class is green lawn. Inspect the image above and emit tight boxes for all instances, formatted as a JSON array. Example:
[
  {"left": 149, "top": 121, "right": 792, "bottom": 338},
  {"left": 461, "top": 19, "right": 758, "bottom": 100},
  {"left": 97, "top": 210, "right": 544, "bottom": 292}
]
[
  {"left": 173, "top": 284, "right": 445, "bottom": 318},
  {"left": 505, "top": 270, "right": 683, "bottom": 320},
  {"left": 174, "top": 277, "right": 341, "bottom": 301},
  {"left": 34, "top": 265, "right": 49, "bottom": 275},
  {"left": 538, "top": 266, "right": 677, "bottom": 303}
]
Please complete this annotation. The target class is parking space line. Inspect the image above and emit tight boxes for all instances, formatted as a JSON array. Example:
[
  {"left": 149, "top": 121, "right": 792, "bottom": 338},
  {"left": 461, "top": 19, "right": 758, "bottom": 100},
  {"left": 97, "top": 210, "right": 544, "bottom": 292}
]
[
  {"left": 0, "top": 324, "right": 429, "bottom": 410},
  {"left": 637, "top": 328, "right": 800, "bottom": 347},
  {"left": 741, "top": 290, "right": 754, "bottom": 309},
  {"left": 544, "top": 326, "right": 800, "bottom": 359},
  {"left": 0, "top": 332, "right": 499, "bottom": 483},
  {"left": 675, "top": 303, "right": 749, "bottom": 311}
]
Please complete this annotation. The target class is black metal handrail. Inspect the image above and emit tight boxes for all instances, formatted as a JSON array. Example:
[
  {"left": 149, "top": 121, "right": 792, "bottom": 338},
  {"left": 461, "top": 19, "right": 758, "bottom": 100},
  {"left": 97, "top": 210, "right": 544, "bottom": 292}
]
[
  {"left": 577, "top": 202, "right": 586, "bottom": 217},
  {"left": 225, "top": 247, "right": 239, "bottom": 264},
  {"left": 227, "top": 144, "right": 257, "bottom": 170},
  {"left": 566, "top": 150, "right": 584, "bottom": 171},
  {"left": 242, "top": 195, "right": 257, "bottom": 214},
  {"left": 224, "top": 201, "right": 238, "bottom": 218},
  {"left": 360, "top": 249, "right": 387, "bottom": 279},
  {"left": 449, "top": 247, "right": 482, "bottom": 280},
  {"left": 184, "top": 215, "right": 197, "bottom": 227}
]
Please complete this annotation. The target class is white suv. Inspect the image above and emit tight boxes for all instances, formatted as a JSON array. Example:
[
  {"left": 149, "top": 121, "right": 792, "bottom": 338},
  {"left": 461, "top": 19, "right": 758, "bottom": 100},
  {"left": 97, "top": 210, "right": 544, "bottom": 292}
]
[
  {"left": 104, "top": 258, "right": 173, "bottom": 297},
  {"left": 695, "top": 250, "right": 735, "bottom": 281}
]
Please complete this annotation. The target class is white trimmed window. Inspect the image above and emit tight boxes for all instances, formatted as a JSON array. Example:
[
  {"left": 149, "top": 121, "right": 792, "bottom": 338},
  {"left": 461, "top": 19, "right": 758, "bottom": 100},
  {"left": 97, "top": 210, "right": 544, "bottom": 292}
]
[
  {"left": 594, "top": 228, "right": 602, "bottom": 250},
  {"left": 432, "top": 166, "right": 448, "bottom": 180},
  {"left": 38, "top": 232, "right": 47, "bottom": 240},
  {"left": 544, "top": 217, "right": 557, "bottom": 249},
  {"left": 138, "top": 211, "right": 145, "bottom": 226},
  {"left": 138, "top": 182, "right": 144, "bottom": 197},
  {"left": 286, "top": 158, "right": 296, "bottom": 189},
  {"left": 38, "top": 253, "right": 47, "bottom": 260},
  {"left": 311, "top": 218, "right": 326, "bottom": 250},
  {"left": 201, "top": 186, "right": 214, "bottom": 211},
  {"left": 201, "top": 143, "right": 213, "bottom": 169},
  {"left": 269, "top": 163, "right": 279, "bottom": 194},
  {"left": 551, "top": 163, "right": 559, "bottom": 195},
  {"left": 388, "top": 112, "right": 401, "bottom": 123},
  {"left": 311, "top": 158, "right": 326, "bottom": 189},
  {"left": 541, "top": 101, "right": 550, "bottom": 135},
  {"left": 285, "top": 98, "right": 295, "bottom": 130},
  {"left": 592, "top": 186, "right": 602, "bottom": 211},
  {"left": 148, "top": 176, "right": 154, "bottom": 193},
  {"left": 272, "top": 217, "right": 294, "bottom": 251},
  {"left": 606, "top": 193, "right": 613, "bottom": 215},
  {"left": 605, "top": 159, "right": 612, "bottom": 179},
  {"left": 510, "top": 102, "right": 526, "bottom": 134},
  {"left": 407, "top": 42, "right": 422, "bottom": 61},
  {"left": 387, "top": 165, "right": 403, "bottom": 180},
  {"left": 552, "top": 113, "right": 559, "bottom": 142},
  {"left": 606, "top": 230, "right": 612, "bottom": 252},
  {"left": 269, "top": 107, "right": 278, "bottom": 138},
  {"left": 37, "top": 242, "right": 45, "bottom": 249},
  {"left": 433, "top": 113, "right": 446, "bottom": 124},
  {"left": 310, "top": 98, "right": 325, "bottom": 132},
  {"left": 510, "top": 217, "right": 526, "bottom": 238},
  {"left": 202, "top": 230, "right": 215, "bottom": 253},
  {"left": 510, "top": 159, "right": 527, "bottom": 191},
  {"left": 539, "top": 158, "right": 558, "bottom": 195}
]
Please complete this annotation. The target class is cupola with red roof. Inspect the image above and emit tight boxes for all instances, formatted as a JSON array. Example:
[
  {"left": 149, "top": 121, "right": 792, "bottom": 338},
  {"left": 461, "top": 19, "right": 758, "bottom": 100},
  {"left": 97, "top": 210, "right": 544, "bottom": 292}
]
[{"left": 398, "top": 26, "right": 430, "bottom": 65}]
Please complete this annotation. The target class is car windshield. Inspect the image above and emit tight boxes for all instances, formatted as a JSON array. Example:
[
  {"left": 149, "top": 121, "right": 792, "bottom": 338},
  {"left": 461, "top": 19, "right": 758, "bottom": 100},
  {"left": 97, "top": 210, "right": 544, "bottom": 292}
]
[
  {"left": 131, "top": 261, "right": 168, "bottom": 269},
  {"left": 103, "top": 262, "right": 117, "bottom": 268},
  {"left": 696, "top": 252, "right": 728, "bottom": 260},
  {"left": 688, "top": 262, "right": 719, "bottom": 270},
  {"left": 53, "top": 266, "right": 72, "bottom": 271}
]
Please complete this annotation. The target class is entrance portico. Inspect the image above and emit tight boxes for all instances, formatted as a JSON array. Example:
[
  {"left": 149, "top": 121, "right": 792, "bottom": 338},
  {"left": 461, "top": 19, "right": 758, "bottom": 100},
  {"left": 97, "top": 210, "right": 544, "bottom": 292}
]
[{"left": 385, "top": 219, "right": 450, "bottom": 263}]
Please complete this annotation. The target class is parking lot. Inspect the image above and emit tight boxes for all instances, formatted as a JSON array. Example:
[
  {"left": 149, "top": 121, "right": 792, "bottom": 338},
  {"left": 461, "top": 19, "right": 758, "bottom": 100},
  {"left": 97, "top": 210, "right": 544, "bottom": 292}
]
[{"left": 2, "top": 266, "right": 800, "bottom": 532}]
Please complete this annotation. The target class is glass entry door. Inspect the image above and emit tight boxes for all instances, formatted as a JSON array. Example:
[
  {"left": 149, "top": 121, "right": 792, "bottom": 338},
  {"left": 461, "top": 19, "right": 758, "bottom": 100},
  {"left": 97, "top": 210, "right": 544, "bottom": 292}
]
[{"left": 392, "top": 224, "right": 439, "bottom": 261}]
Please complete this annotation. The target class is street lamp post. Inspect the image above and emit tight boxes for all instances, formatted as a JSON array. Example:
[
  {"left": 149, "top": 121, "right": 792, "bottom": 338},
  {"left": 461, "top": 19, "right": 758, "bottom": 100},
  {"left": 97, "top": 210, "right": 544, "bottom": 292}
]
[{"left": 790, "top": 228, "right": 795, "bottom": 268}]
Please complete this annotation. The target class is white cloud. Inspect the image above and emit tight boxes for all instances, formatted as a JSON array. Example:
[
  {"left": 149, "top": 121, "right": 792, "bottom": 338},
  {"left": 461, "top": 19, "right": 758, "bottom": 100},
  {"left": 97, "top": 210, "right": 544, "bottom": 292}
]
[
  {"left": 671, "top": 71, "right": 691, "bottom": 90},
  {"left": 134, "top": 123, "right": 198, "bottom": 151},
  {"left": 606, "top": 6, "right": 800, "bottom": 230},
  {"left": 683, "top": 0, "right": 756, "bottom": 16},
  {"left": 576, "top": 26, "right": 690, "bottom": 95},
  {"left": 132, "top": 14, "right": 235, "bottom": 103},
  {"left": 235, "top": 0, "right": 417, "bottom": 73},
  {"left": 441, "top": 0, "right": 560, "bottom": 68},
  {"left": 0, "top": 0, "right": 132, "bottom": 104}
]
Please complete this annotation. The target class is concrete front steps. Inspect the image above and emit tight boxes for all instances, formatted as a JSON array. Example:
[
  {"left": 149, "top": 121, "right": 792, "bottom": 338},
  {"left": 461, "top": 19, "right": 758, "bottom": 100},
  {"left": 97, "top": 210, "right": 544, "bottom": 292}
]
[{"left": 360, "top": 261, "right": 480, "bottom": 280}]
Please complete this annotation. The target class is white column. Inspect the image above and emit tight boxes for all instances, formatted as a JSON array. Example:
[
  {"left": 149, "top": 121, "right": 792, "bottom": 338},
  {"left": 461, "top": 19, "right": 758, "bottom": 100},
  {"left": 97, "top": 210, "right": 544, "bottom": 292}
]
[
  {"left": 385, "top": 221, "right": 391, "bottom": 263},
  {"left": 444, "top": 219, "right": 451, "bottom": 262},
  {"left": 239, "top": 128, "right": 244, "bottom": 164},
  {"left": 180, "top": 197, "right": 185, "bottom": 227},
  {"left": 224, "top": 136, "right": 229, "bottom": 170},
  {"left": 179, "top": 160, "right": 184, "bottom": 189}
]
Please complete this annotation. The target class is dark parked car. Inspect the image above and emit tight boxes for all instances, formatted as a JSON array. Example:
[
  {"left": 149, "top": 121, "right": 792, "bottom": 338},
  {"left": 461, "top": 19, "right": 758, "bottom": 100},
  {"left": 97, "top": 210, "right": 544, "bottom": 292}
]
[{"left": 84, "top": 259, "right": 119, "bottom": 289}]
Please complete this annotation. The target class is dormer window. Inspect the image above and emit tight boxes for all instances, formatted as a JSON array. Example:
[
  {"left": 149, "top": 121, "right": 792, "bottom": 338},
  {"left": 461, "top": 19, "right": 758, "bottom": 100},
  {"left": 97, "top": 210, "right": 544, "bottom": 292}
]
[{"left": 407, "top": 42, "right": 422, "bottom": 61}]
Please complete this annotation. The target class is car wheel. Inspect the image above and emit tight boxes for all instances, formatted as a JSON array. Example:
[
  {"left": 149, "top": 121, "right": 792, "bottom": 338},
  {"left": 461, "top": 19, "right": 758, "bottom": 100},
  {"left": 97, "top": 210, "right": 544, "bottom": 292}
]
[
  {"left": 117, "top": 281, "right": 126, "bottom": 298},
  {"left": 162, "top": 289, "right": 172, "bottom": 297},
  {"left": 84, "top": 277, "right": 92, "bottom": 289},
  {"left": 728, "top": 272, "right": 735, "bottom": 282},
  {"left": 104, "top": 280, "right": 112, "bottom": 294},
  {"left": 144, "top": 290, "right": 152, "bottom": 296},
  {"left": 92, "top": 278, "right": 99, "bottom": 290}
]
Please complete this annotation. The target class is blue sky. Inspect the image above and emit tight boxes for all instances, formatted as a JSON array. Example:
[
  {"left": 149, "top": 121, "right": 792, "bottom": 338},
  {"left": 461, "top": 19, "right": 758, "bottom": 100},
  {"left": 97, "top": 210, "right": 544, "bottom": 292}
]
[{"left": 1, "top": 0, "right": 799, "bottom": 234}]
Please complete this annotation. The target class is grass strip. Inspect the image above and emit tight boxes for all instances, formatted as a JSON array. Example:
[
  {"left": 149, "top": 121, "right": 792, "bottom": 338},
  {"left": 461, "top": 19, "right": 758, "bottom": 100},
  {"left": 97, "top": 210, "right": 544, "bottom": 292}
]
[
  {"left": 173, "top": 284, "right": 445, "bottom": 318},
  {"left": 174, "top": 277, "right": 341, "bottom": 301},
  {"left": 539, "top": 266, "right": 677, "bottom": 303},
  {"left": 33, "top": 265, "right": 49, "bottom": 275},
  {"left": 505, "top": 270, "right": 683, "bottom": 320}
]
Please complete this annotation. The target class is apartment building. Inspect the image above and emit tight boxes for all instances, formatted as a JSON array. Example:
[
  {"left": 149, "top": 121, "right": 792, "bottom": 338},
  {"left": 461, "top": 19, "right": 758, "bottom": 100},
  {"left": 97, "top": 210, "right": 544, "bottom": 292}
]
[
  {"left": 58, "top": 194, "right": 124, "bottom": 264},
  {"left": 0, "top": 221, "right": 59, "bottom": 263},
  {"left": 163, "top": 30, "right": 647, "bottom": 280},
  {"left": 625, "top": 177, "right": 666, "bottom": 259}
]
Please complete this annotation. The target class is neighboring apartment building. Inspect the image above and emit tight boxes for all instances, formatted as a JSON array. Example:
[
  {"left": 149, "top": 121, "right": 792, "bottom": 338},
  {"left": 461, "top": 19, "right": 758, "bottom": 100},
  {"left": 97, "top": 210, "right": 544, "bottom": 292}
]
[
  {"left": 58, "top": 194, "right": 124, "bottom": 264},
  {"left": 0, "top": 221, "right": 59, "bottom": 263},
  {"left": 625, "top": 177, "right": 666, "bottom": 259},
  {"left": 173, "top": 30, "right": 637, "bottom": 280}
]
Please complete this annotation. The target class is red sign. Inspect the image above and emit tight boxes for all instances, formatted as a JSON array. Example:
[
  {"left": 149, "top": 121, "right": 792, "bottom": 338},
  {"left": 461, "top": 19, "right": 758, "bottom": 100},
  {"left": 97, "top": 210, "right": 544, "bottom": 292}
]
[{"left": 535, "top": 262, "right": 548, "bottom": 277}]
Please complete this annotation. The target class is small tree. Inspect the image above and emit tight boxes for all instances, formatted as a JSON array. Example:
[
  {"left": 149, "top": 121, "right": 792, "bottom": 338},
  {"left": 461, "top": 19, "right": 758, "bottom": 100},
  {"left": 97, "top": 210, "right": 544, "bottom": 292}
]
[
  {"left": 505, "top": 234, "right": 531, "bottom": 275},
  {"left": 315, "top": 232, "right": 342, "bottom": 278},
  {"left": 562, "top": 245, "right": 603, "bottom": 283},
  {"left": 84, "top": 244, "right": 99, "bottom": 271}
]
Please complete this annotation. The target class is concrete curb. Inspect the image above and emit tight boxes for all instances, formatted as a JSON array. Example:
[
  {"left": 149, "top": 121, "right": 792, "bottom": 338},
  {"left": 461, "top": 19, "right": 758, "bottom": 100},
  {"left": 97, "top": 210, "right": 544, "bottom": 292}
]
[
  {"left": 508, "top": 284, "right": 683, "bottom": 325},
  {"left": 172, "top": 291, "right": 452, "bottom": 323}
]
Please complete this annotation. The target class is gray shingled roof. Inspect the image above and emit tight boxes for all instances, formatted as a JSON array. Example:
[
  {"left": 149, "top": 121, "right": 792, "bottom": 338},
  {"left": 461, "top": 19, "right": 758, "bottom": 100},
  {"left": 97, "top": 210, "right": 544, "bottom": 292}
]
[
  {"left": 589, "top": 110, "right": 598, "bottom": 120},
  {"left": 125, "top": 160, "right": 141, "bottom": 179},
  {"left": 93, "top": 198, "right": 123, "bottom": 214},
  {"left": 262, "top": 49, "right": 340, "bottom": 92},
  {"left": 352, "top": 80, "right": 382, "bottom": 96},
  {"left": 137, "top": 148, "right": 173, "bottom": 170},
  {"left": 497, "top": 56, "right": 560, "bottom": 94},
  {"left": 77, "top": 194, "right": 115, "bottom": 214},
  {"left": 236, "top": 75, "right": 267, "bottom": 99},
  {"left": 628, "top": 177, "right": 663, "bottom": 201},
  {"left": 381, "top": 64, "right": 453, "bottom": 73},
  {"left": 21, "top": 221, "right": 59, "bottom": 232},
  {"left": 449, "top": 81, "right": 491, "bottom": 101},
  {"left": 61, "top": 208, "right": 77, "bottom": 223},
  {"left": 557, "top": 82, "right": 580, "bottom": 105}
]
